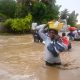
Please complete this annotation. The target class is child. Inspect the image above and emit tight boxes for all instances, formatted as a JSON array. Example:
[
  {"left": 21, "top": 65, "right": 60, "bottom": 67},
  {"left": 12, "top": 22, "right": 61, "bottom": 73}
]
[{"left": 61, "top": 32, "right": 71, "bottom": 50}]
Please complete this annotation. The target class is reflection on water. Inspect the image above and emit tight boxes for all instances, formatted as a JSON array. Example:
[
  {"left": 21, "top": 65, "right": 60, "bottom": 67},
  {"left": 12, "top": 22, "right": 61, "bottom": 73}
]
[{"left": 0, "top": 34, "right": 80, "bottom": 80}]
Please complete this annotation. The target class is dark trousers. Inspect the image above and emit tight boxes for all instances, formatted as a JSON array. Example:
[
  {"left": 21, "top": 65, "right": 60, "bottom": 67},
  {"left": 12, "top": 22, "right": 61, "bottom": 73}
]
[
  {"left": 45, "top": 61, "right": 61, "bottom": 66},
  {"left": 68, "top": 43, "right": 72, "bottom": 50},
  {"left": 33, "top": 34, "right": 43, "bottom": 42}
]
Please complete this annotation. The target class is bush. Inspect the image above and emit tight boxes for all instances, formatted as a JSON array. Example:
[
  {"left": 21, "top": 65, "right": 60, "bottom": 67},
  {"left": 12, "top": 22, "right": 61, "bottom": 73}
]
[
  {"left": 4, "top": 13, "right": 32, "bottom": 33},
  {"left": 4, "top": 19, "right": 13, "bottom": 32}
]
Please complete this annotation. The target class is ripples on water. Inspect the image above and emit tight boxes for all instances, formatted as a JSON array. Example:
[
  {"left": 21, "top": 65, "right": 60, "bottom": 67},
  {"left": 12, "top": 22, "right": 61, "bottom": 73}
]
[{"left": 0, "top": 35, "right": 80, "bottom": 80}]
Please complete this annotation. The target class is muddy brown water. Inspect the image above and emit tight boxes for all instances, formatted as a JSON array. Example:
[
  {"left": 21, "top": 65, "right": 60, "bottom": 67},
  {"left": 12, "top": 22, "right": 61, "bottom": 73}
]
[{"left": 0, "top": 34, "right": 80, "bottom": 80}]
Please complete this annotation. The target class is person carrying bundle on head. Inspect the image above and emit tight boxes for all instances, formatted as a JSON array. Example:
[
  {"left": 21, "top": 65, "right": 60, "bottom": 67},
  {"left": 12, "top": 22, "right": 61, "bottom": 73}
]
[
  {"left": 61, "top": 32, "right": 72, "bottom": 50},
  {"left": 36, "top": 22, "right": 68, "bottom": 66}
]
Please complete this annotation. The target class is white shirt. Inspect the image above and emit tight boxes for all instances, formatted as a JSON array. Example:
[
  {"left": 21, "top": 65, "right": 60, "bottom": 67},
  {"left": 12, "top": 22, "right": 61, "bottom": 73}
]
[
  {"left": 31, "top": 23, "right": 37, "bottom": 30},
  {"left": 38, "top": 26, "right": 61, "bottom": 63}
]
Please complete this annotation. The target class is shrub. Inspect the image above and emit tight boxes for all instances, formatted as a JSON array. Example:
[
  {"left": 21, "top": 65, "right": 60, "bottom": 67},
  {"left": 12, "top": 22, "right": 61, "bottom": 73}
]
[
  {"left": 4, "top": 19, "right": 13, "bottom": 32},
  {"left": 4, "top": 13, "right": 32, "bottom": 33}
]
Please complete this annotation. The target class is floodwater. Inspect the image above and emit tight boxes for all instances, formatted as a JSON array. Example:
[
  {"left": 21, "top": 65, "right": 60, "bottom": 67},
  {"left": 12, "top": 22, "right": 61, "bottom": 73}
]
[{"left": 0, "top": 34, "right": 80, "bottom": 80}]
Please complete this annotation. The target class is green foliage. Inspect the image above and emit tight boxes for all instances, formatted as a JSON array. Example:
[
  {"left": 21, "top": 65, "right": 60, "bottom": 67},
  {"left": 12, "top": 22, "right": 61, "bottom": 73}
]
[
  {"left": 0, "top": 0, "right": 60, "bottom": 24},
  {"left": 67, "top": 11, "right": 78, "bottom": 26},
  {"left": 60, "top": 9, "right": 78, "bottom": 27},
  {"left": 44, "top": 5, "right": 60, "bottom": 21},
  {"left": 32, "top": 2, "right": 47, "bottom": 23},
  {"left": 60, "top": 9, "right": 69, "bottom": 19},
  {"left": 4, "top": 14, "right": 32, "bottom": 33},
  {"left": 4, "top": 19, "right": 13, "bottom": 31},
  {"left": 32, "top": 2, "right": 60, "bottom": 24},
  {"left": 0, "top": 0, "right": 16, "bottom": 18},
  {"left": 2, "top": 0, "right": 79, "bottom": 33},
  {"left": 15, "top": 3, "right": 29, "bottom": 18},
  {"left": 41, "top": 0, "right": 56, "bottom": 6},
  {"left": 17, "top": 0, "right": 31, "bottom": 4}
]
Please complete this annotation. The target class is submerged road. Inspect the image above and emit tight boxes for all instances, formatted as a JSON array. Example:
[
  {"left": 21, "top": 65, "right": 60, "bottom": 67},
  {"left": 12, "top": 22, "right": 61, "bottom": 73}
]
[{"left": 0, "top": 34, "right": 80, "bottom": 80}]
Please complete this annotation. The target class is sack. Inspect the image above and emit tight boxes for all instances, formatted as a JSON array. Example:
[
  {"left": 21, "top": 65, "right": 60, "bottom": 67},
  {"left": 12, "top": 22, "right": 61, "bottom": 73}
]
[{"left": 47, "top": 41, "right": 65, "bottom": 57}]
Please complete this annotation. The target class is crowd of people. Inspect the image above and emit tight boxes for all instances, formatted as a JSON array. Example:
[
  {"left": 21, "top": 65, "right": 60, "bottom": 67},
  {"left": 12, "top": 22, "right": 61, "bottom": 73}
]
[
  {"left": 31, "top": 18, "right": 80, "bottom": 66},
  {"left": 68, "top": 29, "right": 80, "bottom": 41}
]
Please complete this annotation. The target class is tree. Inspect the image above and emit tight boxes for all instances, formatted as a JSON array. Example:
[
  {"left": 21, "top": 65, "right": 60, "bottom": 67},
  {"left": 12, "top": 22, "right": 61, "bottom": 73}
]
[
  {"left": 60, "top": 9, "right": 69, "bottom": 19},
  {"left": 17, "top": 0, "right": 30, "bottom": 3},
  {"left": 16, "top": 0, "right": 60, "bottom": 23},
  {"left": 67, "top": 11, "right": 78, "bottom": 26},
  {"left": 44, "top": 5, "right": 60, "bottom": 21},
  {"left": 31, "top": 1, "right": 60, "bottom": 23},
  {"left": 41, "top": 0, "right": 56, "bottom": 6},
  {"left": 15, "top": 3, "right": 29, "bottom": 18},
  {"left": 16, "top": 0, "right": 34, "bottom": 18},
  {"left": 16, "top": 0, "right": 37, "bottom": 4},
  {"left": 32, "top": 2, "right": 47, "bottom": 23},
  {"left": 0, "top": 0, "right": 16, "bottom": 18}
]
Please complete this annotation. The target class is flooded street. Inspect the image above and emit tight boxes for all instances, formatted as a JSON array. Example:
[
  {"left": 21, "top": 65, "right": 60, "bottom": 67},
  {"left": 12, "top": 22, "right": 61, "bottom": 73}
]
[{"left": 0, "top": 34, "right": 80, "bottom": 80}]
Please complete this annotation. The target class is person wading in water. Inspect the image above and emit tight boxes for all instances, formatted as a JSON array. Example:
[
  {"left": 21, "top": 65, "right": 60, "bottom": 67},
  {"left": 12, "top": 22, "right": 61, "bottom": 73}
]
[{"left": 36, "top": 24, "right": 67, "bottom": 66}]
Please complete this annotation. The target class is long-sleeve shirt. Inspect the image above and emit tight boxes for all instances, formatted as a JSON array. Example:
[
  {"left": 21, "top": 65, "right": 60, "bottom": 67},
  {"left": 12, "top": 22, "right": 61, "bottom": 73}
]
[{"left": 37, "top": 25, "right": 61, "bottom": 63}]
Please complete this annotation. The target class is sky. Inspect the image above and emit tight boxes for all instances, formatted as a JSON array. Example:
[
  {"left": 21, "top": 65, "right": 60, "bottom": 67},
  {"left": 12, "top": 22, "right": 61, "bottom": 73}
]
[{"left": 56, "top": 0, "right": 80, "bottom": 24}]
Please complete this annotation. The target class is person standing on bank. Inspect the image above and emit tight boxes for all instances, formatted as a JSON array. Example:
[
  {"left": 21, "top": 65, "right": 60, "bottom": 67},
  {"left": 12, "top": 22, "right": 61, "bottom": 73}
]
[{"left": 36, "top": 24, "right": 67, "bottom": 66}]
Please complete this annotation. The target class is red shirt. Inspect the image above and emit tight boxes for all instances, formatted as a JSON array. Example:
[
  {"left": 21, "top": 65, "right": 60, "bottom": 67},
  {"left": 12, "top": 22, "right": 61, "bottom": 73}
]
[{"left": 61, "top": 36, "right": 69, "bottom": 46}]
